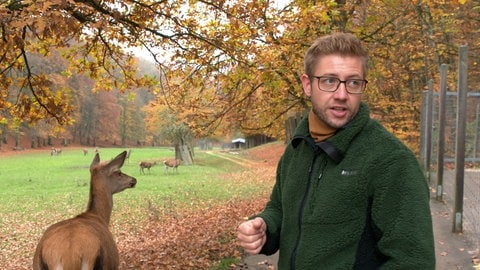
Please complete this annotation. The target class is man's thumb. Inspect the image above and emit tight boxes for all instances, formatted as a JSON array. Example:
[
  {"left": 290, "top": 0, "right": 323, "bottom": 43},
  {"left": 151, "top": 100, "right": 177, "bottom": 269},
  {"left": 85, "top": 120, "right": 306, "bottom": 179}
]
[{"left": 252, "top": 217, "right": 264, "bottom": 230}]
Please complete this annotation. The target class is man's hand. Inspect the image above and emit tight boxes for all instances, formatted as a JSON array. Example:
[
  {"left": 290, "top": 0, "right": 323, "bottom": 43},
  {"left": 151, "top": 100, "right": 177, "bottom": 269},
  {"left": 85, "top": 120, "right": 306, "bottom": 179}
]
[{"left": 237, "top": 217, "right": 267, "bottom": 255}]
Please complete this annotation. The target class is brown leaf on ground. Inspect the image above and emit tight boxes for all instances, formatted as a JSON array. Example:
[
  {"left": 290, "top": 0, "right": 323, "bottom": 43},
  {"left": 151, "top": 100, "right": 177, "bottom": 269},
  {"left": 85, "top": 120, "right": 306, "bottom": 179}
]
[{"left": 117, "top": 199, "right": 270, "bottom": 269}]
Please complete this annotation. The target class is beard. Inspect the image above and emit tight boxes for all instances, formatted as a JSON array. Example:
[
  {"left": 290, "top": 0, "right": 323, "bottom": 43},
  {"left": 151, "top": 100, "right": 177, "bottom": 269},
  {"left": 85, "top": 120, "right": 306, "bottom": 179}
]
[{"left": 311, "top": 104, "right": 358, "bottom": 129}]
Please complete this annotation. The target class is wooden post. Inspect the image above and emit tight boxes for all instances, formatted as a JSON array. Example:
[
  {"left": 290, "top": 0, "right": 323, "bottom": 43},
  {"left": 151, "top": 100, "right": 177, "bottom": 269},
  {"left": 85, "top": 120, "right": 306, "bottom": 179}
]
[
  {"left": 453, "top": 45, "right": 467, "bottom": 233},
  {"left": 424, "top": 80, "right": 434, "bottom": 180},
  {"left": 436, "top": 64, "right": 448, "bottom": 201}
]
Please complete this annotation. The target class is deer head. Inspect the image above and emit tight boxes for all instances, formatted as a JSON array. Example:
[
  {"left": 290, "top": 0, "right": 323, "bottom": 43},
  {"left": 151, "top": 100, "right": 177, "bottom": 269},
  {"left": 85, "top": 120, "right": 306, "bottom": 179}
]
[{"left": 90, "top": 151, "right": 137, "bottom": 194}]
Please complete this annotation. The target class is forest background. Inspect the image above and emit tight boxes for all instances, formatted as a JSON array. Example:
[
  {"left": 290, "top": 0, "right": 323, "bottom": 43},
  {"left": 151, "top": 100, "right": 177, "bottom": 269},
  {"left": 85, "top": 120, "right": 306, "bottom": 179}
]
[{"left": 1, "top": 0, "right": 479, "bottom": 154}]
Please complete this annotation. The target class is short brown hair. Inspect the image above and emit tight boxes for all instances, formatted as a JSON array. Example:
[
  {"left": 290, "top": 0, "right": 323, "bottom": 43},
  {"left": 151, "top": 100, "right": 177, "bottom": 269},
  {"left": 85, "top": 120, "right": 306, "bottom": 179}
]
[{"left": 304, "top": 33, "right": 369, "bottom": 78}]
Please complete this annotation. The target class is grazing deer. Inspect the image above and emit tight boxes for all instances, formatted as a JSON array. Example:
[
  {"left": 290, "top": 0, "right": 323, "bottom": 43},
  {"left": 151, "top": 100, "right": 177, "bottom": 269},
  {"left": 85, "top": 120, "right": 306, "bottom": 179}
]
[
  {"left": 82, "top": 148, "right": 88, "bottom": 156},
  {"left": 50, "top": 147, "right": 62, "bottom": 156},
  {"left": 33, "top": 151, "right": 137, "bottom": 270},
  {"left": 139, "top": 161, "right": 157, "bottom": 174},
  {"left": 163, "top": 159, "right": 182, "bottom": 174}
]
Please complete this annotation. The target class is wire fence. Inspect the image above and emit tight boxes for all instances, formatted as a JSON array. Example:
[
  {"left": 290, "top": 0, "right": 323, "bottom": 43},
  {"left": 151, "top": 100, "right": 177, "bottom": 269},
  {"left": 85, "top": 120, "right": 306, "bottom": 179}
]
[{"left": 420, "top": 60, "right": 480, "bottom": 251}]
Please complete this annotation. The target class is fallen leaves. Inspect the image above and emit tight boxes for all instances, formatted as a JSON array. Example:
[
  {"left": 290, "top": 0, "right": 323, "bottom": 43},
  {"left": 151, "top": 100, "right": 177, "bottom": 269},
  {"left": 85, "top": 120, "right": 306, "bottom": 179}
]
[
  {"left": 470, "top": 248, "right": 480, "bottom": 267},
  {"left": 117, "top": 199, "right": 269, "bottom": 269},
  {"left": 115, "top": 144, "right": 284, "bottom": 269}
]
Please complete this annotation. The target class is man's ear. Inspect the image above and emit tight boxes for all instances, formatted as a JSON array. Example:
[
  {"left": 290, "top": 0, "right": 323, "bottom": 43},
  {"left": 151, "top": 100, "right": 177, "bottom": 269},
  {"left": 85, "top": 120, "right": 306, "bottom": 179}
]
[{"left": 301, "top": 74, "right": 312, "bottom": 98}]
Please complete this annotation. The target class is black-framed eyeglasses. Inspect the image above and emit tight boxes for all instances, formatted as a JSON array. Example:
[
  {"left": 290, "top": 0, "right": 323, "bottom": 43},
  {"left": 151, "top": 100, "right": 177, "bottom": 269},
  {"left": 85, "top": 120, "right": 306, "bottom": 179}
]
[{"left": 310, "top": 76, "right": 368, "bottom": 94}]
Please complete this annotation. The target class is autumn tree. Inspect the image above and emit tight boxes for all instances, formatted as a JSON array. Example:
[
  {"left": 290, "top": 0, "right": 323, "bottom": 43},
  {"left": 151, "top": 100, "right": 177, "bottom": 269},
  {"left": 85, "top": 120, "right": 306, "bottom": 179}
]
[
  {"left": 2, "top": 0, "right": 480, "bottom": 153},
  {"left": 350, "top": 0, "right": 480, "bottom": 151},
  {"left": 143, "top": 99, "right": 194, "bottom": 163},
  {"left": 0, "top": 0, "right": 155, "bottom": 127},
  {"left": 119, "top": 92, "right": 147, "bottom": 146}
]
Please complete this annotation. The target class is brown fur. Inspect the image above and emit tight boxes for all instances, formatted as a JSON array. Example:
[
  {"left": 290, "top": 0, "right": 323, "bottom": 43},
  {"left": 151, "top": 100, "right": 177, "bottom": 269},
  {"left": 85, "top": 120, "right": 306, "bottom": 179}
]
[
  {"left": 33, "top": 151, "right": 136, "bottom": 270},
  {"left": 50, "top": 147, "right": 62, "bottom": 156},
  {"left": 139, "top": 161, "right": 157, "bottom": 174},
  {"left": 163, "top": 159, "right": 182, "bottom": 174}
]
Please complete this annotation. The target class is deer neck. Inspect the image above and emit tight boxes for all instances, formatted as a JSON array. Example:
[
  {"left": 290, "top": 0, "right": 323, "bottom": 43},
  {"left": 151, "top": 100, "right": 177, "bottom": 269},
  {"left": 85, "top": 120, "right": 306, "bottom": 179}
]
[{"left": 86, "top": 181, "right": 114, "bottom": 225}]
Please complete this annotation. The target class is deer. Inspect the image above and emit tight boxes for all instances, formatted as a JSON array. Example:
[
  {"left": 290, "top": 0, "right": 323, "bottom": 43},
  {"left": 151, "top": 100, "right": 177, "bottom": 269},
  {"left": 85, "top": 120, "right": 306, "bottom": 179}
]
[
  {"left": 33, "top": 151, "right": 137, "bottom": 270},
  {"left": 163, "top": 158, "right": 182, "bottom": 174},
  {"left": 139, "top": 161, "right": 157, "bottom": 174},
  {"left": 50, "top": 147, "right": 62, "bottom": 156}
]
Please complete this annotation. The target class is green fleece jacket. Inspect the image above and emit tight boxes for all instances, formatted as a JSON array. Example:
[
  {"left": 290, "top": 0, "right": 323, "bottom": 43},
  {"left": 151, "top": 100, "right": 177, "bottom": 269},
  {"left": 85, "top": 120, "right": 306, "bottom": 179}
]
[{"left": 257, "top": 103, "right": 435, "bottom": 269}]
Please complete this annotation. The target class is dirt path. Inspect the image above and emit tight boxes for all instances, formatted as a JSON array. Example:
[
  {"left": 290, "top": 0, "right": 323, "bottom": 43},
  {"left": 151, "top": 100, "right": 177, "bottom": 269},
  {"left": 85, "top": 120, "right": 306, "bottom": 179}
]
[
  {"left": 205, "top": 151, "right": 260, "bottom": 168},
  {"left": 431, "top": 197, "right": 478, "bottom": 269}
]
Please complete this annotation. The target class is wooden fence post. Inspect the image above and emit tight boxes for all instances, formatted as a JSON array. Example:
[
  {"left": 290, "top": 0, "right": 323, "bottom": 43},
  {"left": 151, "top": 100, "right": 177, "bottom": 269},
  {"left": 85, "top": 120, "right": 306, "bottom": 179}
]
[
  {"left": 424, "top": 80, "right": 434, "bottom": 179},
  {"left": 436, "top": 64, "right": 448, "bottom": 201},
  {"left": 453, "top": 45, "right": 468, "bottom": 233}
]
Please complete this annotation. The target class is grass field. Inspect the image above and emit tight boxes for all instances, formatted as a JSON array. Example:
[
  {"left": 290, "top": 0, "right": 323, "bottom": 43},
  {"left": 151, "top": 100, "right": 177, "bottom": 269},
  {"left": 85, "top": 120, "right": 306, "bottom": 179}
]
[
  {"left": 0, "top": 147, "right": 261, "bottom": 216},
  {"left": 0, "top": 144, "right": 281, "bottom": 269}
]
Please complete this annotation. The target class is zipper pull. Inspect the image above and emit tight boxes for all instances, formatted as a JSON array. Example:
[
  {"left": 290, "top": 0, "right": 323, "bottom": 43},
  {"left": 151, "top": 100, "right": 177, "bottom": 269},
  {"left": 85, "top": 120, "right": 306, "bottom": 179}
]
[{"left": 318, "top": 160, "right": 327, "bottom": 180}]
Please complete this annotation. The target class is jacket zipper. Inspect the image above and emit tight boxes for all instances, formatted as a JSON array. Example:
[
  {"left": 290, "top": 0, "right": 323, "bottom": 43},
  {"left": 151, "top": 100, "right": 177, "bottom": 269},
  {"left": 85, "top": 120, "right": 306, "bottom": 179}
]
[{"left": 290, "top": 154, "right": 318, "bottom": 270}]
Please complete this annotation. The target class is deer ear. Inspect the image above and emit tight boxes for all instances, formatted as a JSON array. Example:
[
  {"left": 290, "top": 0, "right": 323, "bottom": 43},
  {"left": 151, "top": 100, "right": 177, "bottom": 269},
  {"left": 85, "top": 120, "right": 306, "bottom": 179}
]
[
  {"left": 108, "top": 151, "right": 127, "bottom": 171},
  {"left": 90, "top": 153, "right": 100, "bottom": 172}
]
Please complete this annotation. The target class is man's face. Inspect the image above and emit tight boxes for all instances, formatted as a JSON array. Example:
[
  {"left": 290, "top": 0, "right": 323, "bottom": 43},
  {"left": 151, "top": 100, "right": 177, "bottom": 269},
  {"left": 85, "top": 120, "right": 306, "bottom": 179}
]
[{"left": 301, "top": 54, "right": 364, "bottom": 129}]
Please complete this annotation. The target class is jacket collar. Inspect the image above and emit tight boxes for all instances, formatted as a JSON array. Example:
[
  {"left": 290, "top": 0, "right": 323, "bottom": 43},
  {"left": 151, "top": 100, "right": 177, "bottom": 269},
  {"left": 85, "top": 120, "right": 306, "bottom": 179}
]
[{"left": 291, "top": 102, "right": 370, "bottom": 164}]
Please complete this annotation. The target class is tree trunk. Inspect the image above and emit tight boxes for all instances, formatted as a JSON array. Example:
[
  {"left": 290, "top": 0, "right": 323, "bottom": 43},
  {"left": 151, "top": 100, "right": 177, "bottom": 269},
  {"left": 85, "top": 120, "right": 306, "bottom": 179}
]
[{"left": 176, "top": 144, "right": 193, "bottom": 165}]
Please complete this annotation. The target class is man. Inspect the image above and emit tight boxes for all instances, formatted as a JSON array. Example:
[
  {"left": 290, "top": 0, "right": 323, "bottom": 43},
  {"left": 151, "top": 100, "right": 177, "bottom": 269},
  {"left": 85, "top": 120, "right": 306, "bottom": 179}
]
[{"left": 237, "top": 33, "right": 435, "bottom": 269}]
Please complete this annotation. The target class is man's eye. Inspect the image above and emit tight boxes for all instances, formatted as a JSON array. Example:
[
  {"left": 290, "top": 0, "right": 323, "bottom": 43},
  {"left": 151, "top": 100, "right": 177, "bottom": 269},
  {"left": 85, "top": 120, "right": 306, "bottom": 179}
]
[
  {"left": 349, "top": 80, "right": 360, "bottom": 85},
  {"left": 322, "top": 78, "right": 337, "bottom": 84},
  {"left": 348, "top": 80, "right": 362, "bottom": 87}
]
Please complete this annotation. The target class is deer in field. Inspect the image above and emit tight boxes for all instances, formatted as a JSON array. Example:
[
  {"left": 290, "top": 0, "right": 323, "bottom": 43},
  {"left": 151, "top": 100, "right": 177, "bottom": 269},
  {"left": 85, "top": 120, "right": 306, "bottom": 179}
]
[
  {"left": 33, "top": 151, "right": 137, "bottom": 270},
  {"left": 50, "top": 147, "right": 62, "bottom": 156},
  {"left": 163, "top": 159, "right": 182, "bottom": 174},
  {"left": 139, "top": 161, "right": 157, "bottom": 174}
]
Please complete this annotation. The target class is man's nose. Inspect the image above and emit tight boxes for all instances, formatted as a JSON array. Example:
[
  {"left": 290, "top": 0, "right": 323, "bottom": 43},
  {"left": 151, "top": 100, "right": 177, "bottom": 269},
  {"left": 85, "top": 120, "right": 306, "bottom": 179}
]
[{"left": 333, "top": 81, "right": 349, "bottom": 98}]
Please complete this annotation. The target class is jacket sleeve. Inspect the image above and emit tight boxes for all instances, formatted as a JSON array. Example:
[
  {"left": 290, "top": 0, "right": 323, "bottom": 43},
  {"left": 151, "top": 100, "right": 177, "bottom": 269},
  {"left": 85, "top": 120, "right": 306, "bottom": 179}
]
[
  {"left": 253, "top": 157, "right": 285, "bottom": 256},
  {"left": 368, "top": 148, "right": 436, "bottom": 269}
]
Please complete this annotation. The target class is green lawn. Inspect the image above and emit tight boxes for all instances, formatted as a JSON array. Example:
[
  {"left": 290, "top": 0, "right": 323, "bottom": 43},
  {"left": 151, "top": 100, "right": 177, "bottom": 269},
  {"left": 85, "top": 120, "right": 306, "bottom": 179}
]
[
  {"left": 0, "top": 147, "right": 261, "bottom": 219},
  {"left": 0, "top": 146, "right": 274, "bottom": 268}
]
